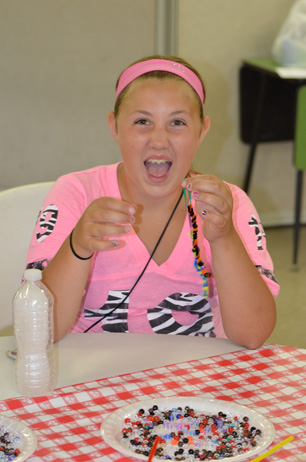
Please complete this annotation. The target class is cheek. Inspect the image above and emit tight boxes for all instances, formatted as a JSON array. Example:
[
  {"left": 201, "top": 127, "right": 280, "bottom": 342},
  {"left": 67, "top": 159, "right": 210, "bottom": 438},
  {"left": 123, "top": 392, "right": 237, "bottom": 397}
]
[
  {"left": 119, "top": 138, "right": 140, "bottom": 162},
  {"left": 123, "top": 132, "right": 147, "bottom": 155},
  {"left": 117, "top": 131, "right": 133, "bottom": 151},
  {"left": 176, "top": 134, "right": 200, "bottom": 154}
]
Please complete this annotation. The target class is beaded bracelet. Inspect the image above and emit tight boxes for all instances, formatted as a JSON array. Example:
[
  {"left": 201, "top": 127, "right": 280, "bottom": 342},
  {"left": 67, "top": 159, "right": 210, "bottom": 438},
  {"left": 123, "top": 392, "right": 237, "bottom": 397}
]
[{"left": 69, "top": 230, "right": 93, "bottom": 261}]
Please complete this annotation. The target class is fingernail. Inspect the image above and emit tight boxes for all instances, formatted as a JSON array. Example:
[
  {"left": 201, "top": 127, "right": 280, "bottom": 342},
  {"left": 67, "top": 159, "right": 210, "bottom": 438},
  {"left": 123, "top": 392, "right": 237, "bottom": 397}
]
[
  {"left": 193, "top": 191, "right": 199, "bottom": 198},
  {"left": 201, "top": 210, "right": 208, "bottom": 216},
  {"left": 130, "top": 215, "right": 135, "bottom": 224},
  {"left": 112, "top": 240, "right": 119, "bottom": 247},
  {"left": 124, "top": 226, "right": 131, "bottom": 233},
  {"left": 187, "top": 183, "right": 192, "bottom": 190},
  {"left": 129, "top": 206, "right": 136, "bottom": 214}
]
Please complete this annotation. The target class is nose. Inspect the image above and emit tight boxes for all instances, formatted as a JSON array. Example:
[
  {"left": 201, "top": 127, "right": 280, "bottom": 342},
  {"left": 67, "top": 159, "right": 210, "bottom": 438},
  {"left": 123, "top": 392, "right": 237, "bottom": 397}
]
[{"left": 149, "top": 127, "right": 169, "bottom": 150}]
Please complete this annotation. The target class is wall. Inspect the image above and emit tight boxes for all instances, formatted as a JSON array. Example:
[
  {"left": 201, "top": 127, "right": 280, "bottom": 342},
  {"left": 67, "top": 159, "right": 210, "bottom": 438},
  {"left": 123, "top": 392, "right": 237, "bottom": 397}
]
[
  {"left": 178, "top": 0, "right": 305, "bottom": 226},
  {"left": 0, "top": 0, "right": 154, "bottom": 187},
  {"left": 1, "top": 0, "right": 305, "bottom": 226}
]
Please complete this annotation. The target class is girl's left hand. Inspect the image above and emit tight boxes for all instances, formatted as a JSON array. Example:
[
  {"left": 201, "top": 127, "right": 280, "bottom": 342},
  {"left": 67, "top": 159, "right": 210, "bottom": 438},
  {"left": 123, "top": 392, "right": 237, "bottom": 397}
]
[{"left": 182, "top": 175, "right": 234, "bottom": 243}]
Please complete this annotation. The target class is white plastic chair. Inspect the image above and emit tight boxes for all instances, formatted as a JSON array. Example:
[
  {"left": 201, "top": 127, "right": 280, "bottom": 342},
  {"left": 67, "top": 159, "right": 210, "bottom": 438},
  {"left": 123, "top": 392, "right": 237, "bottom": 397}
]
[{"left": 0, "top": 182, "right": 54, "bottom": 332}]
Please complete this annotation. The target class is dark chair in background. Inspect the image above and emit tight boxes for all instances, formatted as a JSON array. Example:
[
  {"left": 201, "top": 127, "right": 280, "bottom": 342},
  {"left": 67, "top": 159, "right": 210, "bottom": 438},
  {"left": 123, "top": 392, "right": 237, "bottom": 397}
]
[{"left": 239, "top": 58, "right": 306, "bottom": 267}]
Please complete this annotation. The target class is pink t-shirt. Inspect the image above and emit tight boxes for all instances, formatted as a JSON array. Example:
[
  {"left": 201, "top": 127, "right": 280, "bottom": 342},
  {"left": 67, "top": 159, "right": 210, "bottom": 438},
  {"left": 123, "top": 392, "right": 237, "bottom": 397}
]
[{"left": 26, "top": 163, "right": 279, "bottom": 338}]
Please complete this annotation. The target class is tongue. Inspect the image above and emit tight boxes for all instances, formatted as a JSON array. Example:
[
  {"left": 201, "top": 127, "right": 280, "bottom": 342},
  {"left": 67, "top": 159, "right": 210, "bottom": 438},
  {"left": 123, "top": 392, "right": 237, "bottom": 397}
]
[{"left": 145, "top": 161, "right": 170, "bottom": 178}]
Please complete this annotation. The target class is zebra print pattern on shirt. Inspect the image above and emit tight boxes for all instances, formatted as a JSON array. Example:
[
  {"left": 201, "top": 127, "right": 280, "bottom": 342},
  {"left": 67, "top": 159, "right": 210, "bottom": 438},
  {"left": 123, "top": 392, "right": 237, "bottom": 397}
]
[
  {"left": 36, "top": 205, "right": 59, "bottom": 242},
  {"left": 84, "top": 290, "right": 129, "bottom": 332},
  {"left": 27, "top": 259, "right": 50, "bottom": 271},
  {"left": 84, "top": 290, "right": 215, "bottom": 336},
  {"left": 147, "top": 292, "right": 215, "bottom": 336}
]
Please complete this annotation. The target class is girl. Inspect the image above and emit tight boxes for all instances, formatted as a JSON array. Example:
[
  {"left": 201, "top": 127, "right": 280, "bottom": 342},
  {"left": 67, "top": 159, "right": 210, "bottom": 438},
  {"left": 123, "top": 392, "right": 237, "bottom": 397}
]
[{"left": 26, "top": 55, "right": 279, "bottom": 348}]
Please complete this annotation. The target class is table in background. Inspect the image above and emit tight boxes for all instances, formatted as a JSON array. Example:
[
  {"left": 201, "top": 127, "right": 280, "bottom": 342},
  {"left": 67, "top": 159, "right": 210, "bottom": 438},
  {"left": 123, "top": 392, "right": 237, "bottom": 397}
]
[
  {"left": 239, "top": 57, "right": 306, "bottom": 266},
  {"left": 0, "top": 332, "right": 243, "bottom": 400}
]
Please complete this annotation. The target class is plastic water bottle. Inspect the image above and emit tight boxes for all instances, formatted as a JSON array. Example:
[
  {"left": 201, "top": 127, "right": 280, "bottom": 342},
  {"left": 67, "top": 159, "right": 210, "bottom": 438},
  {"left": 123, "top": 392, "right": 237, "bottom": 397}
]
[{"left": 13, "top": 269, "right": 56, "bottom": 397}]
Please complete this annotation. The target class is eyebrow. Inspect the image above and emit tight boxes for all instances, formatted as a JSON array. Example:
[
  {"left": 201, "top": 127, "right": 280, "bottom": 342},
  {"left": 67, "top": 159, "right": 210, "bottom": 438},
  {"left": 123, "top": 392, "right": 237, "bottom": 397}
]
[
  {"left": 132, "top": 110, "right": 190, "bottom": 116},
  {"left": 132, "top": 110, "right": 151, "bottom": 116}
]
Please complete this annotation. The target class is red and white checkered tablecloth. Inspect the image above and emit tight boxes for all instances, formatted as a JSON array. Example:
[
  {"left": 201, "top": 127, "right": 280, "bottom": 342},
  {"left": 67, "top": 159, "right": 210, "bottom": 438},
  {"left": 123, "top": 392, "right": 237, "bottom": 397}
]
[{"left": 1, "top": 344, "right": 306, "bottom": 462}]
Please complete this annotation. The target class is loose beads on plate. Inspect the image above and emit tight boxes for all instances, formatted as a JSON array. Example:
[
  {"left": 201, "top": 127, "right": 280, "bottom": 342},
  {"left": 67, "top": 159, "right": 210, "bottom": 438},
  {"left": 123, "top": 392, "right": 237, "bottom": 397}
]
[
  {"left": 121, "top": 405, "right": 262, "bottom": 460},
  {"left": 0, "top": 427, "right": 22, "bottom": 461}
]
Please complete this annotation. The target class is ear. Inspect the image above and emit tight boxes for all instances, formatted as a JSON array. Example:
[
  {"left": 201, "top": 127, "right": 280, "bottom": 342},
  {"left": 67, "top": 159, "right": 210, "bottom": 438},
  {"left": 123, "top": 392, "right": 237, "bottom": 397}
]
[
  {"left": 199, "top": 116, "right": 210, "bottom": 143},
  {"left": 107, "top": 112, "right": 119, "bottom": 142}
]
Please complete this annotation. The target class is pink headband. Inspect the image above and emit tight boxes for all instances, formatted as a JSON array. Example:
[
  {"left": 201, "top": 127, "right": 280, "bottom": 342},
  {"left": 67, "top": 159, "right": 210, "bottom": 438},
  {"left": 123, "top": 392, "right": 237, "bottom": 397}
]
[{"left": 115, "top": 59, "right": 204, "bottom": 105}]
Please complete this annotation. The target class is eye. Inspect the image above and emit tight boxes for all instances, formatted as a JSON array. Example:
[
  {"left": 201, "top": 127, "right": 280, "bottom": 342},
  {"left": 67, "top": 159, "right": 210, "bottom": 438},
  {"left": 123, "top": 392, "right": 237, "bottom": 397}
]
[
  {"left": 135, "top": 118, "right": 149, "bottom": 125},
  {"left": 171, "top": 119, "right": 186, "bottom": 126}
]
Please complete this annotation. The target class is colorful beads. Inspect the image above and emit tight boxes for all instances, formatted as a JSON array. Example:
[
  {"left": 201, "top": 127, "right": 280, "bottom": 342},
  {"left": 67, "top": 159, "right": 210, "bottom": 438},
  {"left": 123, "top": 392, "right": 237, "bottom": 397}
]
[
  {"left": 183, "top": 185, "right": 211, "bottom": 297},
  {"left": 121, "top": 405, "right": 262, "bottom": 460},
  {"left": 0, "top": 429, "right": 22, "bottom": 461},
  {"left": 187, "top": 203, "right": 211, "bottom": 298}
]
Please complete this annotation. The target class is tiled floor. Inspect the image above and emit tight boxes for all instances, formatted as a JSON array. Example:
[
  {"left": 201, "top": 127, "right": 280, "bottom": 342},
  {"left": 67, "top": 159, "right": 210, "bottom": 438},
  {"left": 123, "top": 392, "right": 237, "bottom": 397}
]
[
  {"left": 266, "top": 225, "right": 306, "bottom": 349},
  {"left": 1, "top": 227, "right": 305, "bottom": 349}
]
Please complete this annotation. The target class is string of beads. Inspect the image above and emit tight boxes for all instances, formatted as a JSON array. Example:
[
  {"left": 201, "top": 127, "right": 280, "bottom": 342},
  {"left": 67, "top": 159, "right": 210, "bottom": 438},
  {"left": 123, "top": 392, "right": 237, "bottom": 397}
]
[{"left": 184, "top": 188, "right": 211, "bottom": 297}]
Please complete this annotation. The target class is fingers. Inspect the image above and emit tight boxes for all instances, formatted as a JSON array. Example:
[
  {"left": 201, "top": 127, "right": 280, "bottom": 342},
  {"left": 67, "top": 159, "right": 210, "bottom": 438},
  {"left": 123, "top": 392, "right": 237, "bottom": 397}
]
[
  {"left": 182, "top": 175, "right": 234, "bottom": 242},
  {"left": 89, "top": 203, "right": 134, "bottom": 233},
  {"left": 182, "top": 175, "right": 232, "bottom": 216},
  {"left": 92, "top": 196, "right": 136, "bottom": 222},
  {"left": 72, "top": 197, "right": 137, "bottom": 255}
]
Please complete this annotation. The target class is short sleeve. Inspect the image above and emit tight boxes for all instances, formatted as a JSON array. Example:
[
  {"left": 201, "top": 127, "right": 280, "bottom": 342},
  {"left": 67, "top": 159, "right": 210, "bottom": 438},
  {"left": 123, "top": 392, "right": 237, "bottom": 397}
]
[
  {"left": 26, "top": 174, "right": 91, "bottom": 269},
  {"left": 229, "top": 183, "right": 280, "bottom": 298}
]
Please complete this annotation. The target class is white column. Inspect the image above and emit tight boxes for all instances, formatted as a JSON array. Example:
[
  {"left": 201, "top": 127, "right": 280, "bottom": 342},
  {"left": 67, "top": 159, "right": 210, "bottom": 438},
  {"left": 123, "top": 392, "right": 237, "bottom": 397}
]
[{"left": 154, "top": 0, "right": 178, "bottom": 56}]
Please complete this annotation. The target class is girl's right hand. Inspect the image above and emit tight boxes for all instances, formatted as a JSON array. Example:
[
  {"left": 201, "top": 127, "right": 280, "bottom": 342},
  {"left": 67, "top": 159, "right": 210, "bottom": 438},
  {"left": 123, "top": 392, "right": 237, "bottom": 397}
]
[{"left": 71, "top": 197, "right": 136, "bottom": 258}]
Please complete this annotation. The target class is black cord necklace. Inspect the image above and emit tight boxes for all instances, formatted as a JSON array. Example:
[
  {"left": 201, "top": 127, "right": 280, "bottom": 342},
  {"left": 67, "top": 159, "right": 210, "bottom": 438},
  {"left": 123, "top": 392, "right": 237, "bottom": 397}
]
[{"left": 83, "top": 189, "right": 184, "bottom": 333}]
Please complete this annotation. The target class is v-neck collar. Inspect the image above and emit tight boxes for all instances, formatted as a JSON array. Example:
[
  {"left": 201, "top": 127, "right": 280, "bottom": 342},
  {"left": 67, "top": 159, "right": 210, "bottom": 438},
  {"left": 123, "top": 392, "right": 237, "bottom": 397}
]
[{"left": 112, "top": 163, "right": 191, "bottom": 269}]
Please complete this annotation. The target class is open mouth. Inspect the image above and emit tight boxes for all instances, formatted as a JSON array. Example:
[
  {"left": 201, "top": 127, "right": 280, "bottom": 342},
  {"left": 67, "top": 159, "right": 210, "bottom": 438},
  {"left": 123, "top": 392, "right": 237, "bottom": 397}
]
[{"left": 144, "top": 159, "right": 172, "bottom": 178}]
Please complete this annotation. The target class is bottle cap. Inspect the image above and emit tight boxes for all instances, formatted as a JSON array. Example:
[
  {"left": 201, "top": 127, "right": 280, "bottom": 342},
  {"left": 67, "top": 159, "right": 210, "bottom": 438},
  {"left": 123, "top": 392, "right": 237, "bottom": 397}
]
[{"left": 24, "top": 269, "right": 42, "bottom": 281}]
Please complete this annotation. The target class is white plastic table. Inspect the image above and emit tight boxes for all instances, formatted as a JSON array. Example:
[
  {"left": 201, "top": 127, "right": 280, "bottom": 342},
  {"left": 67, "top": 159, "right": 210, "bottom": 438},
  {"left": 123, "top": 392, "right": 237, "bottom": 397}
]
[{"left": 0, "top": 332, "right": 243, "bottom": 400}]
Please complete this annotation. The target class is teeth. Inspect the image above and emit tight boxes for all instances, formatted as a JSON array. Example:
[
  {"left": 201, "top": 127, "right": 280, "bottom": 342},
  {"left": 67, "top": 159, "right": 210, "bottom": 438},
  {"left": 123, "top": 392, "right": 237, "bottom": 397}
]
[{"left": 145, "top": 159, "right": 169, "bottom": 164}]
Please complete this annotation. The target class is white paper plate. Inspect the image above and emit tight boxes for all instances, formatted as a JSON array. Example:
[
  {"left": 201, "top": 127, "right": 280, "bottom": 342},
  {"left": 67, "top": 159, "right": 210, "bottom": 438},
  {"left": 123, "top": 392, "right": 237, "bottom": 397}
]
[
  {"left": 0, "top": 414, "right": 37, "bottom": 461},
  {"left": 101, "top": 396, "right": 275, "bottom": 462}
]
